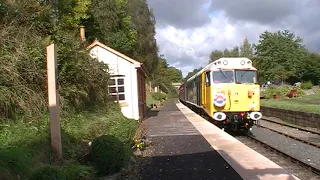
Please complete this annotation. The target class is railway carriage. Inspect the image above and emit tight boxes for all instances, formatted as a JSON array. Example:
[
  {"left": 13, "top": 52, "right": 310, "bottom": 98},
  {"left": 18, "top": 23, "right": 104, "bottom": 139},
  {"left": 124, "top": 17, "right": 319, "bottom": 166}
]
[{"left": 179, "top": 57, "right": 262, "bottom": 133}]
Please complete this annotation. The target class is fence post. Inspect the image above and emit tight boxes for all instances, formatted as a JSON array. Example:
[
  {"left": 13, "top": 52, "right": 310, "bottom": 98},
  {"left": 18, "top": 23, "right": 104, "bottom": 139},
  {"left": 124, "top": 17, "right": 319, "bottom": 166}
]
[{"left": 47, "top": 43, "right": 63, "bottom": 163}]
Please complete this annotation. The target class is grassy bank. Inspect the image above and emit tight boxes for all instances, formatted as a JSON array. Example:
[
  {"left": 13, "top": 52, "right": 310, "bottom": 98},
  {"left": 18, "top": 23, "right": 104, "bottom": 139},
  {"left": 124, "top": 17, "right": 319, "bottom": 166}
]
[
  {"left": 0, "top": 103, "right": 138, "bottom": 179},
  {"left": 261, "top": 93, "right": 320, "bottom": 114}
]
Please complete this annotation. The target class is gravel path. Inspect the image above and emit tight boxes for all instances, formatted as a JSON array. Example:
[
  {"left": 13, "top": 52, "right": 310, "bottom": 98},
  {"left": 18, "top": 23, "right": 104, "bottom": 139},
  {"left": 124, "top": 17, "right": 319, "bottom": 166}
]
[
  {"left": 251, "top": 126, "right": 320, "bottom": 171},
  {"left": 130, "top": 100, "right": 243, "bottom": 180},
  {"left": 259, "top": 120, "right": 320, "bottom": 146}
]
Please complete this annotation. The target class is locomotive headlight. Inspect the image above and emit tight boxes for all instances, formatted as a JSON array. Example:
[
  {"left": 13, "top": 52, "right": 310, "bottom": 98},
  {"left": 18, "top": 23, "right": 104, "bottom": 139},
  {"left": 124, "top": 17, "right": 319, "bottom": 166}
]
[
  {"left": 223, "top": 60, "right": 228, "bottom": 65},
  {"left": 240, "top": 60, "right": 245, "bottom": 65}
]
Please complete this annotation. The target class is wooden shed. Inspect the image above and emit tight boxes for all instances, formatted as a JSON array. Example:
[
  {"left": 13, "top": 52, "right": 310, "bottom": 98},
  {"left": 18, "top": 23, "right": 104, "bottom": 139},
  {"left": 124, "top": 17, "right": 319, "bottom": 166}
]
[{"left": 87, "top": 40, "right": 148, "bottom": 120}]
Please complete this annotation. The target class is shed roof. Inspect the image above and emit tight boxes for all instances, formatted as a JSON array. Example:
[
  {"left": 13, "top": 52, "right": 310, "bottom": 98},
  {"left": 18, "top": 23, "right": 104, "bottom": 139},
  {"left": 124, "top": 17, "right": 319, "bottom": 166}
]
[{"left": 87, "top": 40, "right": 148, "bottom": 77}]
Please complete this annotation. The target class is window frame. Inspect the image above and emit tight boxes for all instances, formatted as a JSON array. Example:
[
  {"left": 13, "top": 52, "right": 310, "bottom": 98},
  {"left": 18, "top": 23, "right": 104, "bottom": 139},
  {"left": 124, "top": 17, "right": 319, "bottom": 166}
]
[
  {"left": 234, "top": 69, "right": 258, "bottom": 84},
  {"left": 108, "top": 76, "right": 126, "bottom": 102}
]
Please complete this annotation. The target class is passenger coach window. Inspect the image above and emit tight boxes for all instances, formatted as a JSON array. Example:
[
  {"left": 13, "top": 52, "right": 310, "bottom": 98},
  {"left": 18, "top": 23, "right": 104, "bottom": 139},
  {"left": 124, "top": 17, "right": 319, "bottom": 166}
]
[{"left": 212, "top": 70, "right": 234, "bottom": 83}]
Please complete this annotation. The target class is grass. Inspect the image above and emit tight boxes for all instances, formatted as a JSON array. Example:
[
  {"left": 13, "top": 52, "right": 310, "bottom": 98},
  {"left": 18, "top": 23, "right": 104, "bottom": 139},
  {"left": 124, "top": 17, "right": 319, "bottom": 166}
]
[
  {"left": 146, "top": 84, "right": 157, "bottom": 108},
  {"left": 0, "top": 103, "right": 139, "bottom": 179},
  {"left": 261, "top": 93, "right": 320, "bottom": 114}
]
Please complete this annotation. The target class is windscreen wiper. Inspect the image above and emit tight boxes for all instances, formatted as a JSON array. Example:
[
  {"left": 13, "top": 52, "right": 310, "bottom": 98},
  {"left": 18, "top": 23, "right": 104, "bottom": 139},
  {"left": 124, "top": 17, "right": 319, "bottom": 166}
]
[
  {"left": 219, "top": 69, "right": 227, "bottom": 78},
  {"left": 240, "top": 71, "right": 247, "bottom": 78}
]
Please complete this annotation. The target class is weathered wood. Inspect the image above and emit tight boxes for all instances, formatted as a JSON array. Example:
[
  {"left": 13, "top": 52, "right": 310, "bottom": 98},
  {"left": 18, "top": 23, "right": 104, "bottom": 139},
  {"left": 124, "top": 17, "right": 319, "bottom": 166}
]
[{"left": 47, "top": 43, "right": 63, "bottom": 163}]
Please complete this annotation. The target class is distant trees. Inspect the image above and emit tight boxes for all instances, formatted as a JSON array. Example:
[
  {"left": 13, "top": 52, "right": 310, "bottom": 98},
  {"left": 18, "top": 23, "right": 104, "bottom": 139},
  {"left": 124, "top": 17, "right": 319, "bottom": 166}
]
[
  {"left": 183, "top": 68, "right": 203, "bottom": 81},
  {"left": 209, "top": 38, "right": 254, "bottom": 63},
  {"left": 153, "top": 55, "right": 182, "bottom": 94},
  {"left": 203, "top": 30, "right": 320, "bottom": 85}
]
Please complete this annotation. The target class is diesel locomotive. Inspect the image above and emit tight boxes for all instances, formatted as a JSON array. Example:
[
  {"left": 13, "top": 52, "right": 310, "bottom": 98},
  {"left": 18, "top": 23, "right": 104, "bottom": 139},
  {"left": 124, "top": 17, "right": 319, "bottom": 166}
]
[{"left": 179, "top": 57, "right": 262, "bottom": 133}]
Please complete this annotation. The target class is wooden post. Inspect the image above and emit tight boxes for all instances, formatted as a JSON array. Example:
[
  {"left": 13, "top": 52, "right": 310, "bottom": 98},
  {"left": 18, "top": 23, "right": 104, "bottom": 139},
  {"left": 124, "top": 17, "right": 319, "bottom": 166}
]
[{"left": 47, "top": 43, "right": 63, "bottom": 162}]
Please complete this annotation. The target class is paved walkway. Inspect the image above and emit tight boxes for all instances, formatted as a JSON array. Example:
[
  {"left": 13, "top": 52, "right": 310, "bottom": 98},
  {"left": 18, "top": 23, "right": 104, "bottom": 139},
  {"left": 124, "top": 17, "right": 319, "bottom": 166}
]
[{"left": 136, "top": 99, "right": 242, "bottom": 180}]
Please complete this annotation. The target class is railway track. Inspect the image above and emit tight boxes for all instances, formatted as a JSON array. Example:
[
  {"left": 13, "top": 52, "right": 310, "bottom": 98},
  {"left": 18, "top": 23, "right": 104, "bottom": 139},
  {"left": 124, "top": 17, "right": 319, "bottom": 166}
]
[
  {"left": 257, "top": 119, "right": 320, "bottom": 149},
  {"left": 261, "top": 118, "right": 320, "bottom": 136},
  {"left": 246, "top": 134, "right": 320, "bottom": 176}
]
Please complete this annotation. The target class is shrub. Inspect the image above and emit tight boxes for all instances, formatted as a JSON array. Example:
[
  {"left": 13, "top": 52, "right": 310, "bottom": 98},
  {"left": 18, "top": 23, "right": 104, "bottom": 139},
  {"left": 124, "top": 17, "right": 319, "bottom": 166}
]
[
  {"left": 61, "top": 163, "right": 96, "bottom": 180},
  {"left": 90, "top": 135, "right": 126, "bottom": 175},
  {"left": 152, "top": 92, "right": 167, "bottom": 101},
  {"left": 263, "top": 85, "right": 306, "bottom": 99},
  {"left": 301, "top": 81, "right": 313, "bottom": 89},
  {"left": 263, "top": 85, "right": 289, "bottom": 99},
  {"left": 29, "top": 166, "right": 65, "bottom": 180}
]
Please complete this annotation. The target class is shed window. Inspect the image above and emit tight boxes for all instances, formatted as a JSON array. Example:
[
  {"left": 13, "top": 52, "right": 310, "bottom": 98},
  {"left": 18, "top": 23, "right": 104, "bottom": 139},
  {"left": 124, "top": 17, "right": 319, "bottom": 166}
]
[{"left": 108, "top": 76, "right": 126, "bottom": 102}]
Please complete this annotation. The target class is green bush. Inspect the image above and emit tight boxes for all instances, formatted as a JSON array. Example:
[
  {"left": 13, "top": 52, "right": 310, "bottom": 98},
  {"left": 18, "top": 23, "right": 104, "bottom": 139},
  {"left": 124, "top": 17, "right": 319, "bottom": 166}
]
[
  {"left": 263, "top": 85, "right": 289, "bottom": 99},
  {"left": 61, "top": 163, "right": 96, "bottom": 180},
  {"left": 29, "top": 166, "right": 65, "bottom": 180},
  {"left": 301, "top": 81, "right": 313, "bottom": 89},
  {"left": 152, "top": 92, "right": 167, "bottom": 101},
  {"left": 263, "top": 85, "right": 305, "bottom": 99},
  {"left": 90, "top": 135, "right": 126, "bottom": 175}
]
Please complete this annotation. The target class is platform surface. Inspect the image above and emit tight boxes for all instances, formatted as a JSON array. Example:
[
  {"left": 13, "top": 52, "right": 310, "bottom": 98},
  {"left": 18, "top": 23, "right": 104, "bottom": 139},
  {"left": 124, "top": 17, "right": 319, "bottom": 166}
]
[
  {"left": 137, "top": 99, "right": 299, "bottom": 180},
  {"left": 138, "top": 99, "right": 242, "bottom": 180},
  {"left": 176, "top": 101, "right": 300, "bottom": 180}
]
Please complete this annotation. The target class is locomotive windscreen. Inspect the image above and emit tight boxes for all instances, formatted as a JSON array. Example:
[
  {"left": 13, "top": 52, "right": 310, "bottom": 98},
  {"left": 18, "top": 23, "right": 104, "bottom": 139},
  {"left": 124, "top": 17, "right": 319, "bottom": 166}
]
[
  {"left": 212, "top": 70, "right": 257, "bottom": 84},
  {"left": 235, "top": 70, "right": 257, "bottom": 84},
  {"left": 212, "top": 70, "right": 234, "bottom": 83}
]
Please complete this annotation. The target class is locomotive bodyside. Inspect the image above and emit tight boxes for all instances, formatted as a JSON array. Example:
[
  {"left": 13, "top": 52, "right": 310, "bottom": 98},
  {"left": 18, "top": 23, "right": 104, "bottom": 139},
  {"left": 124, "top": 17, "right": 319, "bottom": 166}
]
[{"left": 179, "top": 57, "right": 262, "bottom": 133}]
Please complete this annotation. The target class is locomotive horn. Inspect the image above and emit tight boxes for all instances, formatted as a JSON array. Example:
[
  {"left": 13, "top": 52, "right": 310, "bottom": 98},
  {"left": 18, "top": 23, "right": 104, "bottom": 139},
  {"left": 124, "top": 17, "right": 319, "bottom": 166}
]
[
  {"left": 213, "top": 112, "right": 226, "bottom": 121},
  {"left": 249, "top": 112, "right": 262, "bottom": 121}
]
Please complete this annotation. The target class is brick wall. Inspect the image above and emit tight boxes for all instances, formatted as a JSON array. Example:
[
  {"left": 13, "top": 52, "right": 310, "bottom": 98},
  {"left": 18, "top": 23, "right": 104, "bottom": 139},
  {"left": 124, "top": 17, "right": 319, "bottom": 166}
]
[{"left": 260, "top": 106, "right": 320, "bottom": 128}]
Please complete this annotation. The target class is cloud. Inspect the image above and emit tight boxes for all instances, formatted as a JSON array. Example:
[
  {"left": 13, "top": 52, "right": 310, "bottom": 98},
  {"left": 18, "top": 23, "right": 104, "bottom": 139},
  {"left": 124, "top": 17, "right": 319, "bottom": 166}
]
[
  {"left": 147, "top": 0, "right": 320, "bottom": 77},
  {"left": 210, "top": 0, "right": 299, "bottom": 25},
  {"left": 148, "top": 0, "right": 211, "bottom": 29}
]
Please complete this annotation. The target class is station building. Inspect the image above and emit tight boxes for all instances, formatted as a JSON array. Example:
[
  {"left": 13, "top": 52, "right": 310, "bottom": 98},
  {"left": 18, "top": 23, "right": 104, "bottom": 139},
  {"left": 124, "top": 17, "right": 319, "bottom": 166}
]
[{"left": 84, "top": 28, "right": 148, "bottom": 120}]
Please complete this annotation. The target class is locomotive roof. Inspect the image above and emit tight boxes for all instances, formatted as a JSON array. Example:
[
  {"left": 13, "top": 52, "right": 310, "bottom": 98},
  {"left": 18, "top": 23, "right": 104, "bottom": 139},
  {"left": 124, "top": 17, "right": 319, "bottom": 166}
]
[
  {"left": 185, "top": 57, "right": 257, "bottom": 82},
  {"left": 206, "top": 57, "right": 256, "bottom": 71}
]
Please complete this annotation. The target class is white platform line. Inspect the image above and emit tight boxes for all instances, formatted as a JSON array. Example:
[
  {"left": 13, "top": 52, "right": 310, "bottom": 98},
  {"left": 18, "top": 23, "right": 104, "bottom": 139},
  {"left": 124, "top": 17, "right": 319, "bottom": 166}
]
[{"left": 176, "top": 102, "right": 300, "bottom": 180}]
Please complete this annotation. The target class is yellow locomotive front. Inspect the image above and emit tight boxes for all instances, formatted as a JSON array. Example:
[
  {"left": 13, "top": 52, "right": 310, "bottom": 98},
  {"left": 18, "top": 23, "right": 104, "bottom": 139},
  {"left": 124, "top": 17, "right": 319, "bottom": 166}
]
[{"left": 202, "top": 58, "right": 262, "bottom": 133}]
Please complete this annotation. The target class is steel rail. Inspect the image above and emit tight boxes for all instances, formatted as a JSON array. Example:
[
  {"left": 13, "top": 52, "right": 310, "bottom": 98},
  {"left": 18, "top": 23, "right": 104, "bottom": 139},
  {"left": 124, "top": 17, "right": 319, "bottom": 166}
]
[{"left": 246, "top": 134, "right": 320, "bottom": 176}]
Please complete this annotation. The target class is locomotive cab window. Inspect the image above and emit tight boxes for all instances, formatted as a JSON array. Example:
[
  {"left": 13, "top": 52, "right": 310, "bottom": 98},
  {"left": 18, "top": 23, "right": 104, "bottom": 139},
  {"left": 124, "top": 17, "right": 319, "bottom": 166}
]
[
  {"left": 235, "top": 70, "right": 257, "bottom": 84},
  {"left": 212, "top": 70, "right": 234, "bottom": 83},
  {"left": 205, "top": 71, "right": 211, "bottom": 86}
]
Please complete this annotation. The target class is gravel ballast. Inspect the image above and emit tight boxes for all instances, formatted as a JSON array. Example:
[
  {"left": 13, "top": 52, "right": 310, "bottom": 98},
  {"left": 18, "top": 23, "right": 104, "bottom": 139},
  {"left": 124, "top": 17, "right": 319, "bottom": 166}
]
[{"left": 251, "top": 126, "right": 320, "bottom": 171}]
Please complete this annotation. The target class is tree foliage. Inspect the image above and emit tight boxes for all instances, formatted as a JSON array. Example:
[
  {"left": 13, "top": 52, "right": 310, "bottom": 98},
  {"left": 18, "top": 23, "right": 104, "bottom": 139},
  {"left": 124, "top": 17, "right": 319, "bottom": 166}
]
[
  {"left": 153, "top": 56, "right": 182, "bottom": 94},
  {"left": 0, "top": 0, "right": 179, "bottom": 119},
  {"left": 203, "top": 29, "right": 320, "bottom": 85},
  {"left": 183, "top": 68, "right": 203, "bottom": 81},
  {"left": 254, "top": 30, "right": 307, "bottom": 82}
]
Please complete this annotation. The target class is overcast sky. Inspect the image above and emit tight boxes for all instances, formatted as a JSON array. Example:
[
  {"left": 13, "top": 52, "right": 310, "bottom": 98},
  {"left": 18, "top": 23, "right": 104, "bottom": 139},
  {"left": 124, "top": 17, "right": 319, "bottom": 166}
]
[{"left": 146, "top": 0, "right": 320, "bottom": 77}]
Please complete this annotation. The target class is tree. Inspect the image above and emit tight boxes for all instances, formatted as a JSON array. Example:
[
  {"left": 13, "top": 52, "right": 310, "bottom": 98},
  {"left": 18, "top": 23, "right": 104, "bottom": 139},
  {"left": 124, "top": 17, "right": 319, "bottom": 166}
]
[
  {"left": 167, "top": 67, "right": 183, "bottom": 83},
  {"left": 240, "top": 38, "right": 253, "bottom": 57},
  {"left": 300, "top": 52, "right": 320, "bottom": 85},
  {"left": 230, "top": 46, "right": 239, "bottom": 57},
  {"left": 254, "top": 29, "right": 307, "bottom": 83},
  {"left": 83, "top": 0, "right": 137, "bottom": 56},
  {"left": 209, "top": 50, "right": 223, "bottom": 63},
  {"left": 183, "top": 67, "right": 202, "bottom": 81},
  {"left": 127, "top": 0, "right": 159, "bottom": 76}
]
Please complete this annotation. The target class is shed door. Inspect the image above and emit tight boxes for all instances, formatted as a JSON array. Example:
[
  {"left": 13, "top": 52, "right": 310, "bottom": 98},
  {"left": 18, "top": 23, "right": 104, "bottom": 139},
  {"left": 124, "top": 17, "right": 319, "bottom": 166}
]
[{"left": 137, "top": 71, "right": 146, "bottom": 119}]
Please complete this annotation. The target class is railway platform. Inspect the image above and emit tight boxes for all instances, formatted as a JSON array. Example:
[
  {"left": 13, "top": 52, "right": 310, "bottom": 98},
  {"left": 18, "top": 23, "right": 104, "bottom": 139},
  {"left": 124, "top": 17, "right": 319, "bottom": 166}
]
[{"left": 136, "top": 99, "right": 299, "bottom": 180}]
